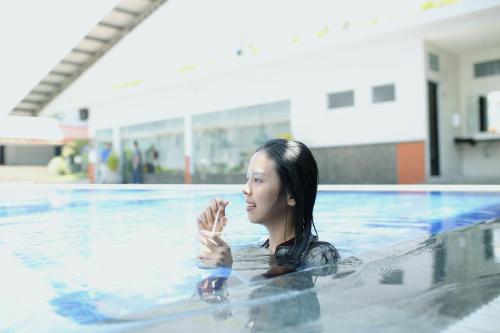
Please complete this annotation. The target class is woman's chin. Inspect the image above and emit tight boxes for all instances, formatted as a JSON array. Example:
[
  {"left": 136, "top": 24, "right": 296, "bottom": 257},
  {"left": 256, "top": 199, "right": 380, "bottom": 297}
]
[{"left": 246, "top": 213, "right": 260, "bottom": 224}]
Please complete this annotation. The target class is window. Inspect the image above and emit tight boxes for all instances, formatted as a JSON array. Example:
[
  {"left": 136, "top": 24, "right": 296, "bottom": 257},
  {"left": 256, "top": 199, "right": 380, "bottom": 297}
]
[
  {"left": 372, "top": 84, "right": 396, "bottom": 103},
  {"left": 429, "top": 53, "right": 440, "bottom": 72},
  {"left": 474, "top": 59, "right": 500, "bottom": 78},
  {"left": 192, "top": 101, "right": 291, "bottom": 174},
  {"left": 327, "top": 90, "right": 354, "bottom": 109},
  {"left": 121, "top": 118, "right": 185, "bottom": 172}
]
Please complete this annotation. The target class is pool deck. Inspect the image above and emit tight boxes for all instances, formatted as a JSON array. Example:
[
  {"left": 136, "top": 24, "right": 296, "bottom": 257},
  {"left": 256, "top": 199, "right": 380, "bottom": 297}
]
[{"left": 123, "top": 218, "right": 500, "bottom": 333}]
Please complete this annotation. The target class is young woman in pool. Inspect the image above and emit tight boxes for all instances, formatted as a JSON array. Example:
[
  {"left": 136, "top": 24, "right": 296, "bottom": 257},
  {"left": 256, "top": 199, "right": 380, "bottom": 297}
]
[{"left": 197, "top": 139, "right": 339, "bottom": 269}]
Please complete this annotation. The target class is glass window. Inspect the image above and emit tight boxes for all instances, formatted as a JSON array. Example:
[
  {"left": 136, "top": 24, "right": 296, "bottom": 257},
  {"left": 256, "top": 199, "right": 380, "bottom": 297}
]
[
  {"left": 474, "top": 59, "right": 500, "bottom": 78},
  {"left": 327, "top": 90, "right": 354, "bottom": 109},
  {"left": 429, "top": 53, "right": 440, "bottom": 72},
  {"left": 121, "top": 118, "right": 184, "bottom": 176},
  {"left": 372, "top": 84, "right": 396, "bottom": 103},
  {"left": 95, "top": 128, "right": 113, "bottom": 158},
  {"left": 192, "top": 101, "right": 291, "bottom": 174}
]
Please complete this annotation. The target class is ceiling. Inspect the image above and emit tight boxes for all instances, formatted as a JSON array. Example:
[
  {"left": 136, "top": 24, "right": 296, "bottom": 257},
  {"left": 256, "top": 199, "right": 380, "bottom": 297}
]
[
  {"left": 422, "top": 4, "right": 500, "bottom": 53},
  {"left": 10, "top": 0, "right": 168, "bottom": 117}
]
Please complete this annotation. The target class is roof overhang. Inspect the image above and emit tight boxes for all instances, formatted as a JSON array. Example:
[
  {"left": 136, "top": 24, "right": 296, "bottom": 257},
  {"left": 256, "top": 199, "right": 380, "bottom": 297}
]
[
  {"left": 6, "top": 0, "right": 168, "bottom": 117},
  {"left": 0, "top": 116, "right": 63, "bottom": 144}
]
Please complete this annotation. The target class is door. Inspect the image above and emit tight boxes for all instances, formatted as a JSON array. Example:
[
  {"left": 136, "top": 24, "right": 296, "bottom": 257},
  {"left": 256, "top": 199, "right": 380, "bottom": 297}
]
[
  {"left": 479, "top": 95, "right": 488, "bottom": 132},
  {"left": 428, "top": 81, "right": 440, "bottom": 176}
]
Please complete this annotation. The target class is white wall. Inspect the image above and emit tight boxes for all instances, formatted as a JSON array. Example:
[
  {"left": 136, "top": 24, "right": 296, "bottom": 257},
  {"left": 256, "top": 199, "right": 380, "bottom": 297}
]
[
  {"left": 459, "top": 46, "right": 500, "bottom": 177},
  {"left": 84, "top": 36, "right": 427, "bottom": 152},
  {"left": 5, "top": 145, "right": 55, "bottom": 165},
  {"left": 291, "top": 36, "right": 427, "bottom": 148},
  {"left": 425, "top": 42, "right": 462, "bottom": 179}
]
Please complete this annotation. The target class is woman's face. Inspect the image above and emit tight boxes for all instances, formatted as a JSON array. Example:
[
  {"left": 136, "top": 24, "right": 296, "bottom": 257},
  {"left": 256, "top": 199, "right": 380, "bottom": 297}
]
[{"left": 242, "top": 151, "right": 286, "bottom": 225}]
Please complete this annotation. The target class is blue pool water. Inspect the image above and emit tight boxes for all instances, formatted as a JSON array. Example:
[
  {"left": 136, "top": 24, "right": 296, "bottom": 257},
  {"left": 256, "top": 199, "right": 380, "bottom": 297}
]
[{"left": 1, "top": 188, "right": 500, "bottom": 332}]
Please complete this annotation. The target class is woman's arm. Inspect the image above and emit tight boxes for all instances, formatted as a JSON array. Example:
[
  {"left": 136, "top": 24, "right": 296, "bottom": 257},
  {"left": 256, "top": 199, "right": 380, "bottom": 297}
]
[
  {"left": 198, "top": 230, "right": 233, "bottom": 268},
  {"left": 196, "top": 198, "right": 232, "bottom": 268}
]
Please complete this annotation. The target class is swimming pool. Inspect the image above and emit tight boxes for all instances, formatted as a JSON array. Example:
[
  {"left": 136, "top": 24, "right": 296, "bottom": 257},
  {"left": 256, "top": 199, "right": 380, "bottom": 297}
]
[{"left": 1, "top": 185, "right": 500, "bottom": 332}]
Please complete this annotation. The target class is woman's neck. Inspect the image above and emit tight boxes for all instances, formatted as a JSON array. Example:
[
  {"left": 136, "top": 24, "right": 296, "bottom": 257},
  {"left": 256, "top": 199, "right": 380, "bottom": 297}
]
[{"left": 265, "top": 218, "right": 295, "bottom": 254}]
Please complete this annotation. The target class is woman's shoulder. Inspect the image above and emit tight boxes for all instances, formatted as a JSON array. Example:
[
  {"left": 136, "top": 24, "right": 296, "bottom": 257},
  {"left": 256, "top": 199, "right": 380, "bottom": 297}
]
[{"left": 302, "top": 237, "right": 340, "bottom": 267}]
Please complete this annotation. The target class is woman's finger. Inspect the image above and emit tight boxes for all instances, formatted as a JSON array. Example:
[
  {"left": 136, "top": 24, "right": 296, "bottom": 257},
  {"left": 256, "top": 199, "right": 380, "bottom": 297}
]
[
  {"left": 204, "top": 206, "right": 215, "bottom": 224},
  {"left": 220, "top": 216, "right": 228, "bottom": 228},
  {"left": 202, "top": 211, "right": 212, "bottom": 228},
  {"left": 197, "top": 214, "right": 208, "bottom": 230},
  {"left": 199, "top": 212, "right": 209, "bottom": 225},
  {"left": 211, "top": 233, "right": 228, "bottom": 247},
  {"left": 210, "top": 199, "right": 219, "bottom": 218},
  {"left": 199, "top": 233, "right": 219, "bottom": 249},
  {"left": 212, "top": 216, "right": 226, "bottom": 233},
  {"left": 199, "top": 230, "right": 225, "bottom": 246},
  {"left": 221, "top": 200, "right": 230, "bottom": 210},
  {"left": 217, "top": 199, "right": 229, "bottom": 217}
]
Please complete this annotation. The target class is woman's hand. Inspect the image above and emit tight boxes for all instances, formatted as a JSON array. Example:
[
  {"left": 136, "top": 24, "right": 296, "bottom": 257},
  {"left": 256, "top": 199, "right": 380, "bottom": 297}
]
[
  {"left": 197, "top": 198, "right": 229, "bottom": 233},
  {"left": 198, "top": 230, "right": 233, "bottom": 268}
]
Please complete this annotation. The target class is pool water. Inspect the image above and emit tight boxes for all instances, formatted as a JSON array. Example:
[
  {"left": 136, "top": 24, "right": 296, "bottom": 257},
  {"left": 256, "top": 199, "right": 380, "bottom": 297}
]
[{"left": 1, "top": 188, "right": 500, "bottom": 332}]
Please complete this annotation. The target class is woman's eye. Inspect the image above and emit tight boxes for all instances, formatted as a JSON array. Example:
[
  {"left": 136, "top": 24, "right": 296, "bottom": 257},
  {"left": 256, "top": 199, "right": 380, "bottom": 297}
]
[{"left": 254, "top": 178, "right": 262, "bottom": 183}]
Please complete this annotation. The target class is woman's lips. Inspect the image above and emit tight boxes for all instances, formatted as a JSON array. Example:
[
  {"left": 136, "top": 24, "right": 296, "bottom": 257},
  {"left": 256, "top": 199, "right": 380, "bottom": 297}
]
[{"left": 246, "top": 202, "right": 256, "bottom": 211}]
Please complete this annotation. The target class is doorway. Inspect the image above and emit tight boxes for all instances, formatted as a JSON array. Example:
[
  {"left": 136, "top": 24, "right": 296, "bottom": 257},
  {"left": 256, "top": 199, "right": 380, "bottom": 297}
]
[
  {"left": 428, "top": 81, "right": 440, "bottom": 176},
  {"left": 479, "top": 95, "right": 488, "bottom": 132}
]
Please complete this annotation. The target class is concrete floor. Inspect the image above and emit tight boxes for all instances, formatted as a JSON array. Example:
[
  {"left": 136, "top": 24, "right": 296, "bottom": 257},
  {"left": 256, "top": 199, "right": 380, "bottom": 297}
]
[{"left": 0, "top": 166, "right": 88, "bottom": 183}]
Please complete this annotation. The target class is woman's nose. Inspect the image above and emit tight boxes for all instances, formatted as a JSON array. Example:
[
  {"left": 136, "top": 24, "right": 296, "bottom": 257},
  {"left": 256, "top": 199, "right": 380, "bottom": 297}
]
[{"left": 242, "top": 180, "right": 250, "bottom": 195}]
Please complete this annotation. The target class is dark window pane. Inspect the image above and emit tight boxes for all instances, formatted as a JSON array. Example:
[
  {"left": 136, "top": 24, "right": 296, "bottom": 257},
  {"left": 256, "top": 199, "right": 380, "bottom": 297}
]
[
  {"left": 328, "top": 90, "right": 354, "bottom": 109},
  {"left": 372, "top": 84, "right": 396, "bottom": 103},
  {"left": 474, "top": 59, "right": 500, "bottom": 78},
  {"left": 429, "top": 53, "right": 440, "bottom": 72}
]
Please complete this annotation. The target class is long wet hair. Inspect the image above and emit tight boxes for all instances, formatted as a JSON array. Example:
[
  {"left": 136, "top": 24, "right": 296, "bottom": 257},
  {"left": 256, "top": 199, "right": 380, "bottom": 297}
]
[{"left": 256, "top": 139, "right": 319, "bottom": 264}]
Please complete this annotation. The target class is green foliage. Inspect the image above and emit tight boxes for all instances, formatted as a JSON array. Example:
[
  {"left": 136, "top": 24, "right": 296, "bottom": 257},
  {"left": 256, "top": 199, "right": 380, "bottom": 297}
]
[
  {"left": 107, "top": 153, "right": 119, "bottom": 171},
  {"left": 61, "top": 144, "right": 76, "bottom": 158},
  {"left": 60, "top": 140, "right": 89, "bottom": 158},
  {"left": 228, "top": 163, "right": 245, "bottom": 173},
  {"left": 154, "top": 166, "right": 182, "bottom": 175},
  {"left": 47, "top": 156, "right": 70, "bottom": 176}
]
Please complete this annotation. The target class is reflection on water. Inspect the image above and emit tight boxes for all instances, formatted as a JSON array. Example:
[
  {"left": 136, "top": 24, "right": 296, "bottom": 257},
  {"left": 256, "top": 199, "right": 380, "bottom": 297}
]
[
  {"left": 137, "top": 219, "right": 500, "bottom": 332},
  {"left": 196, "top": 258, "right": 332, "bottom": 333},
  {"left": 244, "top": 271, "right": 321, "bottom": 332},
  {"left": 310, "top": 219, "right": 500, "bottom": 333}
]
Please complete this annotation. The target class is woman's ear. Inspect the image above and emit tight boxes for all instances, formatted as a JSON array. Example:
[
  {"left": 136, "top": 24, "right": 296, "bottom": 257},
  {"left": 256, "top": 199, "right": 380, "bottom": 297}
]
[{"left": 287, "top": 196, "right": 296, "bottom": 207}]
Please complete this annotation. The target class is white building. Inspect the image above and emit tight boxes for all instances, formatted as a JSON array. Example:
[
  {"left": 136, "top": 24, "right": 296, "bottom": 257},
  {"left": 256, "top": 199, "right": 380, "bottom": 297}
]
[{"left": 43, "top": 0, "right": 500, "bottom": 184}]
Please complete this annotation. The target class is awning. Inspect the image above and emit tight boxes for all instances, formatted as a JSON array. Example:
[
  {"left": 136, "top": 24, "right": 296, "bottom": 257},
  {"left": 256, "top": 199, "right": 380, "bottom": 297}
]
[{"left": 0, "top": 116, "right": 63, "bottom": 145}]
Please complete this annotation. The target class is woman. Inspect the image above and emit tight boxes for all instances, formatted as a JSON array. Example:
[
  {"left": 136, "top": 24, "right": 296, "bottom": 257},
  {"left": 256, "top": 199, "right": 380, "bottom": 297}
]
[{"left": 197, "top": 139, "right": 339, "bottom": 269}]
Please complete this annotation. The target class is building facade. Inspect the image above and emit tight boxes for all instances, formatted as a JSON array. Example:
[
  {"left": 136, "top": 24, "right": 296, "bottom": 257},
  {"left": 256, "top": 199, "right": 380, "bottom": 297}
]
[{"left": 43, "top": 0, "right": 500, "bottom": 184}]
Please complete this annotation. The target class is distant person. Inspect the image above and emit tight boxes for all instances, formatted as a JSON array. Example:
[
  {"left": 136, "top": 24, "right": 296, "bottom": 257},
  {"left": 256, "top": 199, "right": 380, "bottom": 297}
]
[
  {"left": 152, "top": 145, "right": 159, "bottom": 171},
  {"left": 132, "top": 141, "right": 143, "bottom": 184},
  {"left": 145, "top": 144, "right": 159, "bottom": 173},
  {"left": 197, "top": 139, "right": 339, "bottom": 269},
  {"left": 99, "top": 143, "right": 112, "bottom": 183}
]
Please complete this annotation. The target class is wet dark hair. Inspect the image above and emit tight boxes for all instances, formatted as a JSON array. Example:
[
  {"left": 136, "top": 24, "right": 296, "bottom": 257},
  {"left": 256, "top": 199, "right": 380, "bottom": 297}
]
[{"left": 256, "top": 139, "right": 318, "bottom": 264}]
